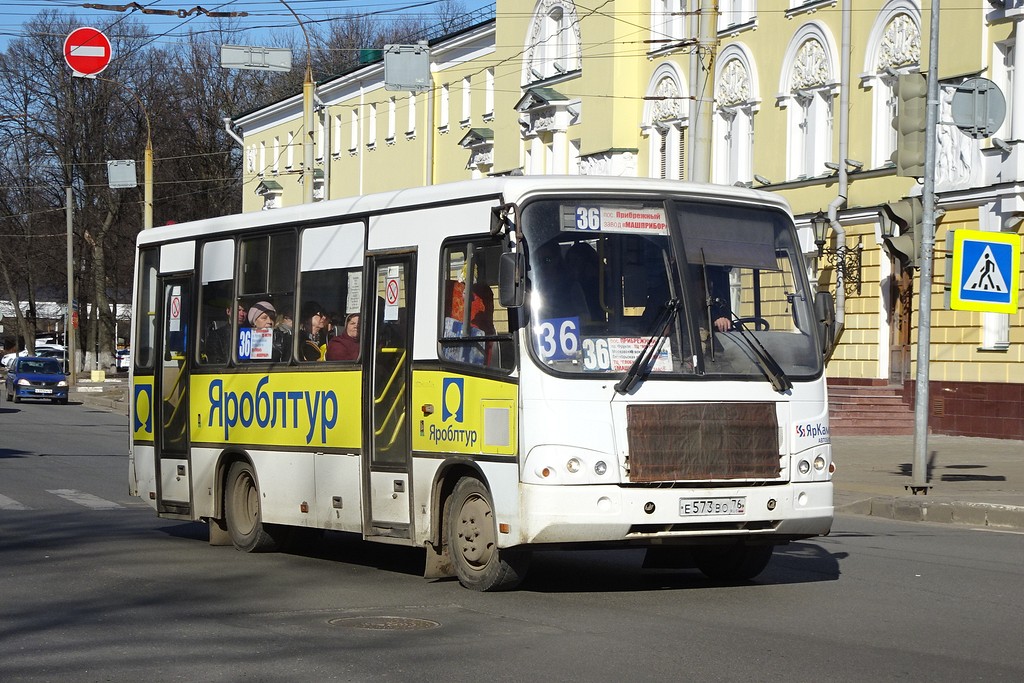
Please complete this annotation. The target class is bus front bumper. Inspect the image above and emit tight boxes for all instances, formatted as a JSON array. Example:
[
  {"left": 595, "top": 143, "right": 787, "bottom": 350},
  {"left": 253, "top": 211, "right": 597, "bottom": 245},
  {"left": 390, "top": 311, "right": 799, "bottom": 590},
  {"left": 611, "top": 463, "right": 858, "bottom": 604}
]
[{"left": 513, "top": 481, "right": 833, "bottom": 546}]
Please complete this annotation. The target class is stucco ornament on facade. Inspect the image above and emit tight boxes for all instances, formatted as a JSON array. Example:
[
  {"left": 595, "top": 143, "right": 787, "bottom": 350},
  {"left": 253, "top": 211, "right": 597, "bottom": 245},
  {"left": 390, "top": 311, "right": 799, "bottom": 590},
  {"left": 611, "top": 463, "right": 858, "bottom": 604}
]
[
  {"left": 935, "top": 85, "right": 980, "bottom": 189},
  {"left": 652, "top": 77, "right": 683, "bottom": 121},
  {"left": 246, "top": 147, "right": 256, "bottom": 174},
  {"left": 878, "top": 14, "right": 920, "bottom": 71},
  {"left": 579, "top": 151, "right": 636, "bottom": 176},
  {"left": 716, "top": 59, "right": 750, "bottom": 107},
  {"left": 792, "top": 39, "right": 829, "bottom": 90},
  {"left": 525, "top": 0, "right": 582, "bottom": 82}
]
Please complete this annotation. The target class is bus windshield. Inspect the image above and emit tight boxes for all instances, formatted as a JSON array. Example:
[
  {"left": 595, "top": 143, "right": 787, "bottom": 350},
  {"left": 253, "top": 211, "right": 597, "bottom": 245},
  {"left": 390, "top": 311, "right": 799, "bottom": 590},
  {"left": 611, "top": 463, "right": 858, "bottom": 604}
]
[{"left": 521, "top": 197, "right": 822, "bottom": 382}]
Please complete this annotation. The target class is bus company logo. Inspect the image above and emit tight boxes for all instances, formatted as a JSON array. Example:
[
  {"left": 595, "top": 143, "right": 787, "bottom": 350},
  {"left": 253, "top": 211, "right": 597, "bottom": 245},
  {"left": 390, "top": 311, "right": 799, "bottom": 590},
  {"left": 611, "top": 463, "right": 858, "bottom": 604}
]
[
  {"left": 442, "top": 377, "right": 464, "bottom": 422},
  {"left": 133, "top": 383, "right": 153, "bottom": 434},
  {"left": 795, "top": 422, "right": 829, "bottom": 442}
]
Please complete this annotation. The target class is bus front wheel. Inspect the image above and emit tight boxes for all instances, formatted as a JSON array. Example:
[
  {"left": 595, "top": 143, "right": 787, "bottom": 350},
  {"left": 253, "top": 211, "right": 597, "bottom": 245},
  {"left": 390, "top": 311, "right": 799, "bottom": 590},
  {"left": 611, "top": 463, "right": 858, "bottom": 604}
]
[
  {"left": 693, "top": 543, "right": 773, "bottom": 581},
  {"left": 224, "top": 461, "right": 281, "bottom": 553},
  {"left": 446, "top": 477, "right": 529, "bottom": 591}
]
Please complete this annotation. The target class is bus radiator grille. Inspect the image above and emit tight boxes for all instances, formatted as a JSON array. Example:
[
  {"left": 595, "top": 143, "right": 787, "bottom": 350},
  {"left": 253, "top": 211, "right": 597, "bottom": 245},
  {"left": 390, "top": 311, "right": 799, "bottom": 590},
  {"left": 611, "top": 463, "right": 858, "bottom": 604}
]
[{"left": 626, "top": 403, "right": 780, "bottom": 482}]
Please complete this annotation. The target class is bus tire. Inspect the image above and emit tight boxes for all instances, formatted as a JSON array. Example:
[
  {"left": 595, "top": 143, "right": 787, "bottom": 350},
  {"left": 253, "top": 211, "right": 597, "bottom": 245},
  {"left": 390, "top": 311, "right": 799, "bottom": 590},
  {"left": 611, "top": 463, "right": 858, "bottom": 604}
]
[
  {"left": 693, "top": 543, "right": 773, "bottom": 581},
  {"left": 224, "top": 460, "right": 280, "bottom": 553},
  {"left": 446, "top": 477, "right": 529, "bottom": 592}
]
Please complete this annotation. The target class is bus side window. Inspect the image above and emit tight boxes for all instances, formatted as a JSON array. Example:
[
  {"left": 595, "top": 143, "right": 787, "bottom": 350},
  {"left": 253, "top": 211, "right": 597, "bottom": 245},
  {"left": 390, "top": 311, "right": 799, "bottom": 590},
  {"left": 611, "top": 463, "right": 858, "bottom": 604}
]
[
  {"left": 439, "top": 239, "right": 514, "bottom": 371},
  {"left": 198, "top": 239, "right": 236, "bottom": 366}
]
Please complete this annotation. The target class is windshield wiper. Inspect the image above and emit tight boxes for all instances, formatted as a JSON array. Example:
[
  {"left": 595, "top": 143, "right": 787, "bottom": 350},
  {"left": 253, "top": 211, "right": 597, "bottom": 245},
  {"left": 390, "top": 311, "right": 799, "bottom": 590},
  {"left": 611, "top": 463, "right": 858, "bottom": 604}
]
[
  {"left": 722, "top": 316, "right": 792, "bottom": 393},
  {"left": 615, "top": 298, "right": 680, "bottom": 395}
]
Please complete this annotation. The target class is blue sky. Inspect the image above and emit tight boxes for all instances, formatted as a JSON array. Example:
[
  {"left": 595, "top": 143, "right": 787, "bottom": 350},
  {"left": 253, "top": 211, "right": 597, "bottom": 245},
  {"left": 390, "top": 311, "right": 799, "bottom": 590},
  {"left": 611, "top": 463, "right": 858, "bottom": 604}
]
[{"left": 0, "top": 1, "right": 496, "bottom": 53}]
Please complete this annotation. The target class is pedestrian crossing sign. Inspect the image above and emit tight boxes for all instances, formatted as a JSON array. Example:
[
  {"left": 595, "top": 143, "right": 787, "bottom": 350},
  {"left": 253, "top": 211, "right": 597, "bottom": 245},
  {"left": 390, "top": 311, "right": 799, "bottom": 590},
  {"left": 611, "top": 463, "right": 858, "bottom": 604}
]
[{"left": 950, "top": 229, "right": 1020, "bottom": 313}]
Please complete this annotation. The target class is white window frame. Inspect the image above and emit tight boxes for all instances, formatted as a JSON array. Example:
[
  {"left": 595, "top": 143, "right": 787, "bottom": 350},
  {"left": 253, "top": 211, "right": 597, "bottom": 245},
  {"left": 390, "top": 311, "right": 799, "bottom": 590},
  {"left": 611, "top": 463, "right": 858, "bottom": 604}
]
[
  {"left": 387, "top": 97, "right": 396, "bottom": 144},
  {"left": 484, "top": 68, "right": 495, "bottom": 121},
  {"left": 461, "top": 76, "right": 472, "bottom": 127},
  {"left": 368, "top": 103, "right": 377, "bottom": 149},
  {"left": 349, "top": 108, "right": 359, "bottom": 154},
  {"left": 439, "top": 83, "right": 450, "bottom": 132}
]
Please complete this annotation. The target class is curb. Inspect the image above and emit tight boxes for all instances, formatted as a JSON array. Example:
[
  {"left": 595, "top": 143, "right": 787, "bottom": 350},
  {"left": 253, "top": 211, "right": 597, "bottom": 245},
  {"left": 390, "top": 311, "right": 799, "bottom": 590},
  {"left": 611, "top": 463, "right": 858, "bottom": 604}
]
[{"left": 838, "top": 496, "right": 1024, "bottom": 530}]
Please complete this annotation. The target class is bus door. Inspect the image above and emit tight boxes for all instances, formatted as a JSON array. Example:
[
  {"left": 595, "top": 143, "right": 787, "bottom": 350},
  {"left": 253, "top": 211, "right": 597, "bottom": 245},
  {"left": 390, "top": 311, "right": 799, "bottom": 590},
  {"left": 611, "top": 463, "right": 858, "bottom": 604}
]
[
  {"left": 363, "top": 254, "right": 415, "bottom": 539},
  {"left": 154, "top": 277, "right": 192, "bottom": 517}
]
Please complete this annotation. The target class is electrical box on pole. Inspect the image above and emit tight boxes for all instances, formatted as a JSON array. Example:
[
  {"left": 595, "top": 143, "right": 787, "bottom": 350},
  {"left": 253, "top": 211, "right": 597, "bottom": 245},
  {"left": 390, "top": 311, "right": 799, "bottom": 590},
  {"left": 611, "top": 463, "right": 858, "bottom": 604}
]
[
  {"left": 383, "top": 43, "right": 431, "bottom": 92},
  {"left": 891, "top": 73, "right": 927, "bottom": 177}
]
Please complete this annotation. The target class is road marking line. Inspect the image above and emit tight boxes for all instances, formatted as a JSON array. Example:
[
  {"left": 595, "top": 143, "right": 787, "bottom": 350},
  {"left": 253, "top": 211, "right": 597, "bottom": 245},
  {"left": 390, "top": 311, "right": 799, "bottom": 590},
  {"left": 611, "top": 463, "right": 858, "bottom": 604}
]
[
  {"left": 0, "top": 493, "right": 30, "bottom": 510},
  {"left": 971, "top": 527, "right": 1024, "bottom": 535},
  {"left": 47, "top": 489, "right": 123, "bottom": 510}
]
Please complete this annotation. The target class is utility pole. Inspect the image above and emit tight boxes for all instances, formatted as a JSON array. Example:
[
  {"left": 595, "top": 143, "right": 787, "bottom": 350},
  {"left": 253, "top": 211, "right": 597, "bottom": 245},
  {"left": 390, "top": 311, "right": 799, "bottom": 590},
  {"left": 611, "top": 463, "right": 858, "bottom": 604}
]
[
  {"left": 909, "top": 0, "right": 942, "bottom": 494},
  {"left": 66, "top": 186, "right": 77, "bottom": 386},
  {"left": 689, "top": 0, "right": 718, "bottom": 183}
]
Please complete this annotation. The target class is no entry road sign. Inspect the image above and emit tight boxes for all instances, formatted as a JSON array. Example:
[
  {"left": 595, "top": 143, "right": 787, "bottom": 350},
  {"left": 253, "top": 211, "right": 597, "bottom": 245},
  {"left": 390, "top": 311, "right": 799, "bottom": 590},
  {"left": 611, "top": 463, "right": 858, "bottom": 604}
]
[{"left": 64, "top": 27, "right": 111, "bottom": 77}]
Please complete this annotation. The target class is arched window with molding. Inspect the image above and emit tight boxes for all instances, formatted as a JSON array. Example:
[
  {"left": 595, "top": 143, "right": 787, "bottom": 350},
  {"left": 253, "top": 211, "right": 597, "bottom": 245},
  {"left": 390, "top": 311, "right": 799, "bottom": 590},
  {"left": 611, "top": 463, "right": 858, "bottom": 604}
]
[
  {"left": 524, "top": 0, "right": 582, "bottom": 84},
  {"left": 862, "top": 3, "right": 921, "bottom": 169},
  {"left": 713, "top": 49, "right": 758, "bottom": 185},
  {"left": 778, "top": 26, "right": 838, "bottom": 180},
  {"left": 642, "top": 66, "right": 688, "bottom": 180}
]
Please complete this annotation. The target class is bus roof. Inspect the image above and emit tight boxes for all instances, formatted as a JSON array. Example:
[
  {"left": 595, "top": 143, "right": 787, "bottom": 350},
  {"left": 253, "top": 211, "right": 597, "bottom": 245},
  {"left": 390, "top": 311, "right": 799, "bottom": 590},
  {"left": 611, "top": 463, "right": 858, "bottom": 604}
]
[{"left": 137, "top": 176, "right": 793, "bottom": 248}]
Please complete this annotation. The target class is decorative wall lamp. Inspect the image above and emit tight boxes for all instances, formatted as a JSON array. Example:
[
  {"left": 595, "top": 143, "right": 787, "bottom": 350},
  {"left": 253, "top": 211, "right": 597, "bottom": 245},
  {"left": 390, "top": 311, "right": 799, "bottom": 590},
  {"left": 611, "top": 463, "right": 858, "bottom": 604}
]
[{"left": 811, "top": 210, "right": 862, "bottom": 295}]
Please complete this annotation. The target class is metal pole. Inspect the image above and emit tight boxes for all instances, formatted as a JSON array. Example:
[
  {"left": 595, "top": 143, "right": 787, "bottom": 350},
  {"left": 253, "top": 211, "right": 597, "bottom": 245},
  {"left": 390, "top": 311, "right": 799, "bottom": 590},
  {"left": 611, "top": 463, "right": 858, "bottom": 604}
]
[
  {"left": 302, "top": 70, "right": 315, "bottom": 204},
  {"left": 281, "top": 0, "right": 316, "bottom": 204},
  {"left": 144, "top": 140, "right": 153, "bottom": 229},
  {"left": 689, "top": 0, "right": 718, "bottom": 183},
  {"left": 66, "top": 186, "right": 77, "bottom": 386},
  {"left": 910, "top": 0, "right": 941, "bottom": 494}
]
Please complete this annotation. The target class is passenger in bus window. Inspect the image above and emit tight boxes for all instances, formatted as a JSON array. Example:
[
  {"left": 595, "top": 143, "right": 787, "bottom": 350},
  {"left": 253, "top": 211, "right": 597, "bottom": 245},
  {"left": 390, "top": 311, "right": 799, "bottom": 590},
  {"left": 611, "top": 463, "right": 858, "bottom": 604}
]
[
  {"left": 703, "top": 267, "right": 733, "bottom": 332},
  {"left": 203, "top": 301, "right": 245, "bottom": 363},
  {"left": 325, "top": 313, "right": 360, "bottom": 360},
  {"left": 246, "top": 300, "right": 287, "bottom": 362},
  {"left": 299, "top": 301, "right": 327, "bottom": 361},
  {"left": 247, "top": 301, "right": 276, "bottom": 329},
  {"left": 275, "top": 308, "right": 293, "bottom": 362}
]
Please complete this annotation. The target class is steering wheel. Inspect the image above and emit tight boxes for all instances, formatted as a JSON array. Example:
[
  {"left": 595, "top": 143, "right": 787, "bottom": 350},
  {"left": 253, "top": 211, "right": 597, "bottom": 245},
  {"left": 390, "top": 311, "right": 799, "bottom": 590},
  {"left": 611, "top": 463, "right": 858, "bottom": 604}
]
[{"left": 731, "top": 317, "right": 770, "bottom": 331}]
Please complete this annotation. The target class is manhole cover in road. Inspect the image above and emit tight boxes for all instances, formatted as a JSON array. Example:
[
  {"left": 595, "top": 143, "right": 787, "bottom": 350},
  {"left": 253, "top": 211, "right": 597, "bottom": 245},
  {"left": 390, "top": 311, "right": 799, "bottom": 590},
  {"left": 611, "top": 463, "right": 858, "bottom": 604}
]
[{"left": 328, "top": 616, "right": 440, "bottom": 631}]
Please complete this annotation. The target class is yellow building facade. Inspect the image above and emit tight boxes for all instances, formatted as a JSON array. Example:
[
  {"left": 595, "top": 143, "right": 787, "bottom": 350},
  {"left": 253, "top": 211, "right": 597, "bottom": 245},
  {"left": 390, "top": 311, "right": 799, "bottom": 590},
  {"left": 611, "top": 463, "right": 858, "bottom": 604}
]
[{"left": 232, "top": 1, "right": 1024, "bottom": 439}]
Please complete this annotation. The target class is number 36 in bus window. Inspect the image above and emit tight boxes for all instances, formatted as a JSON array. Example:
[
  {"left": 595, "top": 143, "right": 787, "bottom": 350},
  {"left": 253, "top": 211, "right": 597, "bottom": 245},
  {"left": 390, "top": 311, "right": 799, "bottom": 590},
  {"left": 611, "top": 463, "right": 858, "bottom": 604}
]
[{"left": 535, "top": 317, "right": 581, "bottom": 361}]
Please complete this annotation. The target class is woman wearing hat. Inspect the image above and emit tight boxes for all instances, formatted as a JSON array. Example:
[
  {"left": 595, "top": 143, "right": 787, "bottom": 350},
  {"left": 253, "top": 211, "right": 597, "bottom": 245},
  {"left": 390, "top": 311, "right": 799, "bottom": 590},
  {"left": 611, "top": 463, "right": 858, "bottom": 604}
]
[
  {"left": 299, "top": 301, "right": 327, "bottom": 361},
  {"left": 246, "top": 300, "right": 290, "bottom": 362}
]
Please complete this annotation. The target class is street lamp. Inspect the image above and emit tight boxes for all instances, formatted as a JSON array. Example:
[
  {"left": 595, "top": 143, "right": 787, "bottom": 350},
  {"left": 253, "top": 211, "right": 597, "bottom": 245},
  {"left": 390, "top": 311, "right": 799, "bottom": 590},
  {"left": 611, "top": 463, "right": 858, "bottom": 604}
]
[
  {"left": 280, "top": 0, "right": 316, "bottom": 204},
  {"left": 811, "top": 209, "right": 863, "bottom": 295}
]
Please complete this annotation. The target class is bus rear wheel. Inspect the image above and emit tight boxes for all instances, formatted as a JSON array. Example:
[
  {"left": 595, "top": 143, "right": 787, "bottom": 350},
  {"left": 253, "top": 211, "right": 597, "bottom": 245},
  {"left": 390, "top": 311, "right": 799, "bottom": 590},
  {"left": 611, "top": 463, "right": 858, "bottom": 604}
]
[
  {"left": 693, "top": 543, "right": 774, "bottom": 581},
  {"left": 446, "top": 477, "right": 529, "bottom": 592},
  {"left": 224, "top": 461, "right": 281, "bottom": 553}
]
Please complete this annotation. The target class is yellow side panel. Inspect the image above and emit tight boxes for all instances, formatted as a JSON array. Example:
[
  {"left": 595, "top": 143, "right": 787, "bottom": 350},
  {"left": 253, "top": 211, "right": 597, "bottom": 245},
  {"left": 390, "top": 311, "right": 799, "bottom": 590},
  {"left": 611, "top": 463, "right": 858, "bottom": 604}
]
[
  {"left": 132, "top": 375, "right": 155, "bottom": 443},
  {"left": 190, "top": 371, "right": 362, "bottom": 449},
  {"left": 412, "top": 370, "right": 518, "bottom": 457}
]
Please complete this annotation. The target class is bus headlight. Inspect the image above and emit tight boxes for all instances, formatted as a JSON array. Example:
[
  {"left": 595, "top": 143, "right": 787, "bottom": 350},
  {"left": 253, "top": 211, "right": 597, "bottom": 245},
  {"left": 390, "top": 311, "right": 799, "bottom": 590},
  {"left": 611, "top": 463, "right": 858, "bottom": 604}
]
[
  {"left": 524, "top": 445, "right": 617, "bottom": 485},
  {"left": 813, "top": 455, "right": 826, "bottom": 471},
  {"left": 798, "top": 459, "right": 811, "bottom": 475}
]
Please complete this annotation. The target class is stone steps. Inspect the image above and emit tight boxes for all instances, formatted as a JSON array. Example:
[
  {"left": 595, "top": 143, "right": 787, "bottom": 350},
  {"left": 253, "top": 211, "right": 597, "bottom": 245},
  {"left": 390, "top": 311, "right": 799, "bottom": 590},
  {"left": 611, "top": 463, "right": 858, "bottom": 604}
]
[{"left": 829, "top": 383, "right": 915, "bottom": 436}]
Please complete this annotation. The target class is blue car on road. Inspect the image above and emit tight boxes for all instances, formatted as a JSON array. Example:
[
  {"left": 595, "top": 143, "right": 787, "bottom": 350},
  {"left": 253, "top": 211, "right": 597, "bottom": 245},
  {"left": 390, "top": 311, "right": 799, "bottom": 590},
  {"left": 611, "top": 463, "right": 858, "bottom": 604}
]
[{"left": 4, "top": 356, "right": 70, "bottom": 404}]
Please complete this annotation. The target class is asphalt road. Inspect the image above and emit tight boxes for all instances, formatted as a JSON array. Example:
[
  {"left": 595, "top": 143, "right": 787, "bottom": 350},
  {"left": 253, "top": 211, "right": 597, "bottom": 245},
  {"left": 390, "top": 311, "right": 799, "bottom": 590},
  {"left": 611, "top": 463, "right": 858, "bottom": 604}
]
[{"left": 1, "top": 399, "right": 1022, "bottom": 682}]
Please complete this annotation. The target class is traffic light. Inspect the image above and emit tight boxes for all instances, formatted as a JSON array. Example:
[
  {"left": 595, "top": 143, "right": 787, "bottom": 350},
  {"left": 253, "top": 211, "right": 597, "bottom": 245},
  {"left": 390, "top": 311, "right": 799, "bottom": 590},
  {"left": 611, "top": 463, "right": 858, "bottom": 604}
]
[
  {"left": 890, "top": 73, "right": 927, "bottom": 178},
  {"left": 881, "top": 197, "right": 923, "bottom": 269}
]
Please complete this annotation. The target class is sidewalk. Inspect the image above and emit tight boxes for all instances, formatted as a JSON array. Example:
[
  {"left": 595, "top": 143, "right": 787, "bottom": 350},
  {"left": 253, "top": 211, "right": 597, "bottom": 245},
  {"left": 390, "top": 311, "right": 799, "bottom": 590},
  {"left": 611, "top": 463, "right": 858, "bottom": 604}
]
[
  {"left": 74, "top": 384, "right": 1024, "bottom": 530},
  {"left": 831, "top": 434, "right": 1024, "bottom": 529}
]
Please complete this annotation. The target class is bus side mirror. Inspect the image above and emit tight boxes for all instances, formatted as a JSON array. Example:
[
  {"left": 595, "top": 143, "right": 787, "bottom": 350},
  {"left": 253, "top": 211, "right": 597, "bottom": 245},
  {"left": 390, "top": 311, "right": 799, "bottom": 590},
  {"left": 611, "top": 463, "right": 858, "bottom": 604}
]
[
  {"left": 814, "top": 291, "right": 836, "bottom": 357},
  {"left": 498, "top": 251, "right": 526, "bottom": 308}
]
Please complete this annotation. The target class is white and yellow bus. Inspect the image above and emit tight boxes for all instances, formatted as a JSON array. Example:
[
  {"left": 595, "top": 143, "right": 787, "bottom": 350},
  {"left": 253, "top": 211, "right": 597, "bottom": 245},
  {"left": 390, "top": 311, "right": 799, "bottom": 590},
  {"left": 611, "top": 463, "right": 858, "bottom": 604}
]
[{"left": 128, "top": 176, "right": 835, "bottom": 591}]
